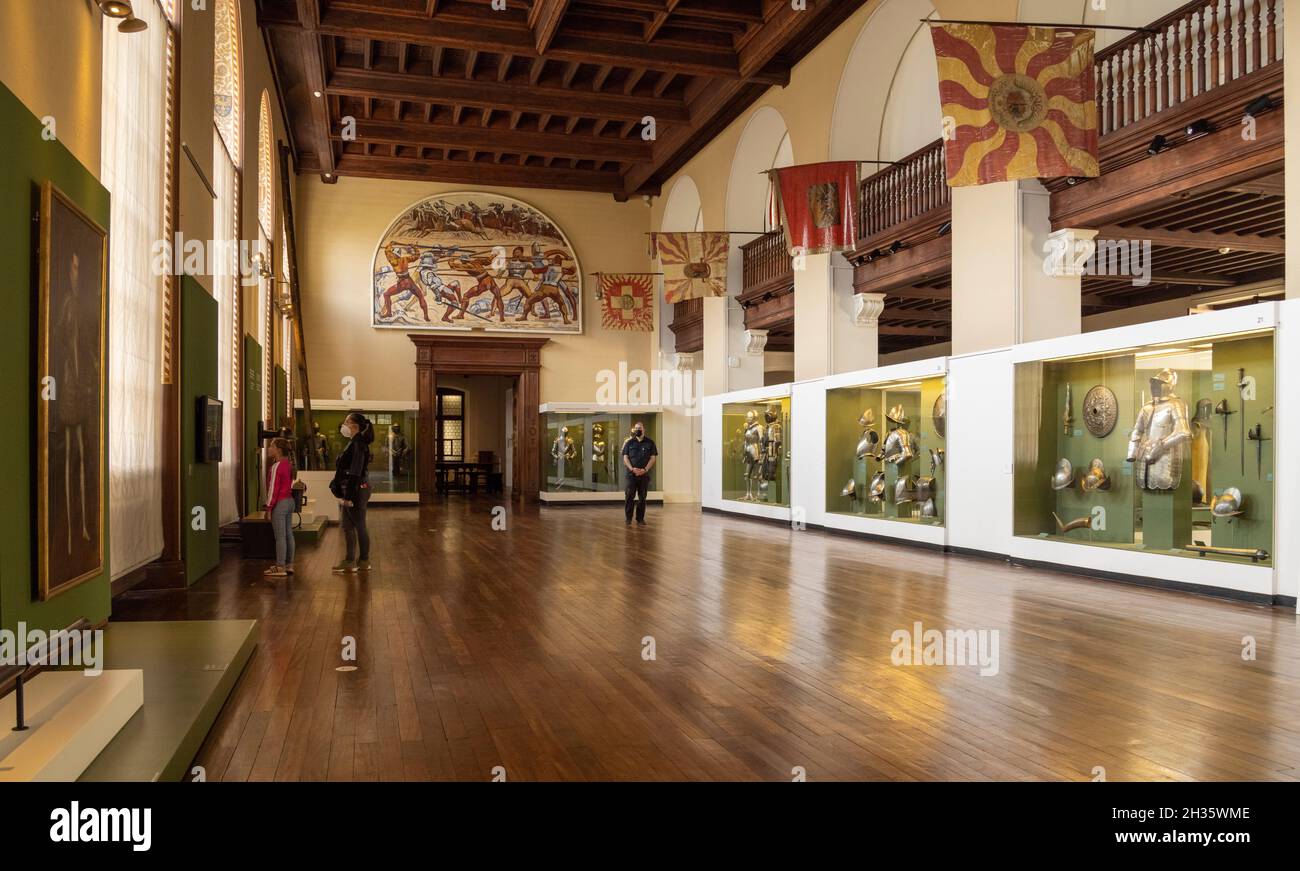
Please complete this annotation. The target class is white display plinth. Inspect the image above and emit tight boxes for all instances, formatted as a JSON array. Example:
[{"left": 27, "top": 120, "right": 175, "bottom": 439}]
[{"left": 0, "top": 669, "right": 144, "bottom": 782}]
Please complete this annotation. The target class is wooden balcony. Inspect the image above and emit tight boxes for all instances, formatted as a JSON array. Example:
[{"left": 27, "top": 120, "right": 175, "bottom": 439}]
[
  {"left": 668, "top": 297, "right": 703, "bottom": 353},
  {"left": 737, "top": 229, "right": 795, "bottom": 351},
  {"left": 1052, "top": 0, "right": 1285, "bottom": 313},
  {"left": 849, "top": 138, "right": 953, "bottom": 354}
]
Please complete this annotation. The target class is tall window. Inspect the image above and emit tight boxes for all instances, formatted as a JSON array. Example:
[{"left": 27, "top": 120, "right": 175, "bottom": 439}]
[
  {"left": 102, "top": 0, "right": 169, "bottom": 577},
  {"left": 214, "top": 0, "right": 242, "bottom": 523},
  {"left": 437, "top": 389, "right": 466, "bottom": 463}
]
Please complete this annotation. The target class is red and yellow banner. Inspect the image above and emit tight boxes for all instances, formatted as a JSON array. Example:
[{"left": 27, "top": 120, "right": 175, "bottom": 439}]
[
  {"left": 931, "top": 23, "right": 1099, "bottom": 186},
  {"left": 768, "top": 161, "right": 861, "bottom": 255},
  {"left": 597, "top": 273, "right": 655, "bottom": 332},
  {"left": 650, "top": 232, "right": 729, "bottom": 303}
]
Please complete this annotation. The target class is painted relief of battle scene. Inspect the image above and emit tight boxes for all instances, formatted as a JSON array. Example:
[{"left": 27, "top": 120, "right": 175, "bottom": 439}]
[{"left": 372, "top": 193, "right": 582, "bottom": 334}]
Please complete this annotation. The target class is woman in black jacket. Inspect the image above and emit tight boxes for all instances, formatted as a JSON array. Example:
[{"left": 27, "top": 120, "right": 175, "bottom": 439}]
[{"left": 330, "top": 412, "right": 374, "bottom": 573}]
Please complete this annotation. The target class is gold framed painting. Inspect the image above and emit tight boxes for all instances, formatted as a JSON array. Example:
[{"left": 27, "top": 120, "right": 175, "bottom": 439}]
[{"left": 37, "top": 181, "right": 108, "bottom": 601}]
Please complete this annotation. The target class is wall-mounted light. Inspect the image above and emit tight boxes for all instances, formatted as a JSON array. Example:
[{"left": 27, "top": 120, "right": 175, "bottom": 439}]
[
  {"left": 98, "top": 0, "right": 133, "bottom": 17},
  {"left": 1244, "top": 95, "right": 1275, "bottom": 117},
  {"left": 888, "top": 240, "right": 905, "bottom": 254},
  {"left": 1147, "top": 134, "right": 1167, "bottom": 155},
  {"left": 1185, "top": 118, "right": 1213, "bottom": 138},
  {"left": 118, "top": 14, "right": 148, "bottom": 32},
  {"left": 936, "top": 220, "right": 951, "bottom": 237}
]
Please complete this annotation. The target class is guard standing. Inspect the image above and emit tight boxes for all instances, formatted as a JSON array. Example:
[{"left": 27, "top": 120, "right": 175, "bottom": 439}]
[{"left": 621, "top": 422, "right": 658, "bottom": 526}]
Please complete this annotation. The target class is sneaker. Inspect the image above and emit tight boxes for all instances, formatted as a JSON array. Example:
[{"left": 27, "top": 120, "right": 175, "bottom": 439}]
[
  {"left": 636, "top": 520, "right": 647, "bottom": 526},
  {"left": 356, "top": 560, "right": 371, "bottom": 571},
  {"left": 332, "top": 561, "right": 357, "bottom": 574},
  {"left": 264, "top": 565, "right": 287, "bottom": 577}
]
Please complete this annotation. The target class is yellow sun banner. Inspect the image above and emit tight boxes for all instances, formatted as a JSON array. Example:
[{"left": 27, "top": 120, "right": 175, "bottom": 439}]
[{"left": 930, "top": 24, "right": 1099, "bottom": 187}]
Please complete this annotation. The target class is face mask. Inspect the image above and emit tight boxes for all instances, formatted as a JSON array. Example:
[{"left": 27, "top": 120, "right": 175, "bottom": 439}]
[
  {"left": 340, "top": 425, "right": 352, "bottom": 439},
  {"left": 633, "top": 428, "right": 644, "bottom": 439}
]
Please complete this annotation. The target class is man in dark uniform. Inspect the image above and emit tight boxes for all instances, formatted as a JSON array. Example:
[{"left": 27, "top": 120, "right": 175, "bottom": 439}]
[{"left": 621, "top": 422, "right": 658, "bottom": 526}]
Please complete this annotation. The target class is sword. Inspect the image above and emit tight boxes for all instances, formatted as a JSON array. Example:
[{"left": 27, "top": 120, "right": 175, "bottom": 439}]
[
  {"left": 1214, "top": 399, "right": 1233, "bottom": 451},
  {"left": 1237, "top": 367, "right": 1248, "bottom": 475}
]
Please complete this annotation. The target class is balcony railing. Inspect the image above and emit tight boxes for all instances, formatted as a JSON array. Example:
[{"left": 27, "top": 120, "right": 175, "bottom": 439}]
[
  {"left": 739, "top": 229, "right": 792, "bottom": 293},
  {"left": 1096, "top": 0, "right": 1283, "bottom": 136},
  {"left": 858, "top": 138, "right": 949, "bottom": 242}
]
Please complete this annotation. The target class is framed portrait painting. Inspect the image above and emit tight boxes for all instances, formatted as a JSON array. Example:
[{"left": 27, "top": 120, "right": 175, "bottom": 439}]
[{"left": 37, "top": 181, "right": 108, "bottom": 601}]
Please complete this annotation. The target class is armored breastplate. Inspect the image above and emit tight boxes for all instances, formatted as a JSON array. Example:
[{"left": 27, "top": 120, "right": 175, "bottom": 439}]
[
  {"left": 743, "top": 424, "right": 763, "bottom": 463},
  {"left": 882, "top": 427, "right": 914, "bottom": 465},
  {"left": 1127, "top": 396, "right": 1190, "bottom": 490}
]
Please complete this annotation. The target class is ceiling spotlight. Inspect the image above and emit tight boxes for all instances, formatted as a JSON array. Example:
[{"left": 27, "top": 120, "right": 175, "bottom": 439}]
[
  {"left": 1244, "top": 95, "right": 1275, "bottom": 117},
  {"left": 1147, "top": 134, "right": 1167, "bottom": 155},
  {"left": 313, "top": 90, "right": 323, "bottom": 98},
  {"left": 1218, "top": 246, "right": 1233, "bottom": 254},
  {"left": 936, "top": 220, "right": 952, "bottom": 237},
  {"left": 1065, "top": 176, "right": 1080, "bottom": 186},
  {"left": 98, "top": 0, "right": 133, "bottom": 18},
  {"left": 1185, "top": 118, "right": 1213, "bottom": 138},
  {"left": 118, "top": 14, "right": 148, "bottom": 32}
]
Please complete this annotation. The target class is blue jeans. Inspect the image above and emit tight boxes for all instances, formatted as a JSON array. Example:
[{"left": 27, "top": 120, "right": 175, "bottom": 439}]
[{"left": 270, "top": 498, "right": 296, "bottom": 566}]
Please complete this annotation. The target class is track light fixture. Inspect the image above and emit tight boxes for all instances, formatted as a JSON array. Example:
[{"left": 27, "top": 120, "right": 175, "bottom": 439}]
[
  {"left": 1065, "top": 176, "right": 1080, "bottom": 186},
  {"left": 1244, "top": 95, "right": 1275, "bottom": 117},
  {"left": 888, "top": 240, "right": 905, "bottom": 254},
  {"left": 936, "top": 221, "right": 952, "bottom": 237},
  {"left": 98, "top": 0, "right": 133, "bottom": 17},
  {"left": 1147, "top": 134, "right": 1167, "bottom": 155},
  {"left": 1185, "top": 118, "right": 1213, "bottom": 138}
]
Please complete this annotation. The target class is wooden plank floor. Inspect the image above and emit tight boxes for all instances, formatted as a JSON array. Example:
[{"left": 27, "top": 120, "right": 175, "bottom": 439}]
[{"left": 110, "top": 499, "right": 1300, "bottom": 781}]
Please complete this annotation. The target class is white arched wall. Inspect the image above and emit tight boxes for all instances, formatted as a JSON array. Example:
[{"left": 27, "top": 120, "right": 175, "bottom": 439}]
[
  {"left": 725, "top": 106, "right": 793, "bottom": 388},
  {"left": 656, "top": 175, "right": 705, "bottom": 503},
  {"left": 830, "top": 0, "right": 941, "bottom": 163}
]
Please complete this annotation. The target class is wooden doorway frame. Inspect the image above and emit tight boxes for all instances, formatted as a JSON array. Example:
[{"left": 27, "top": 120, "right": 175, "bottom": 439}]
[{"left": 410, "top": 335, "right": 548, "bottom": 503}]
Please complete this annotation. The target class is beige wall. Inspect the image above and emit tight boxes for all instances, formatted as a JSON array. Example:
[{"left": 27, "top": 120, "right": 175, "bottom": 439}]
[
  {"left": 296, "top": 176, "right": 655, "bottom": 405},
  {"left": 0, "top": 0, "right": 103, "bottom": 175}
]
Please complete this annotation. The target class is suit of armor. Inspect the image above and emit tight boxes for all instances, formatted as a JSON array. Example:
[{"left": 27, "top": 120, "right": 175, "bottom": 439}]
[
  {"left": 882, "top": 427, "right": 914, "bottom": 466},
  {"left": 761, "top": 409, "right": 783, "bottom": 485},
  {"left": 741, "top": 411, "right": 764, "bottom": 501},
  {"left": 1126, "top": 369, "right": 1191, "bottom": 491},
  {"left": 552, "top": 427, "right": 578, "bottom": 490}
]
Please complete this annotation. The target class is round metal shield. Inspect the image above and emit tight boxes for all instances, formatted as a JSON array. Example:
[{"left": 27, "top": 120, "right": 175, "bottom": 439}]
[
  {"left": 932, "top": 392, "right": 946, "bottom": 439},
  {"left": 1082, "top": 385, "right": 1118, "bottom": 438}
]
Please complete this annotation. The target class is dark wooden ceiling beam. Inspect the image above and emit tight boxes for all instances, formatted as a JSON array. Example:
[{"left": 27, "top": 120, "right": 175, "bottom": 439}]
[
  {"left": 879, "top": 325, "right": 950, "bottom": 337},
  {"left": 295, "top": 0, "right": 334, "bottom": 177},
  {"left": 645, "top": 0, "right": 682, "bottom": 42},
  {"left": 882, "top": 309, "right": 952, "bottom": 322},
  {"left": 1096, "top": 225, "right": 1284, "bottom": 254},
  {"left": 332, "top": 117, "right": 653, "bottom": 161},
  {"left": 529, "top": 0, "right": 571, "bottom": 54},
  {"left": 307, "top": 6, "right": 782, "bottom": 82},
  {"left": 306, "top": 152, "right": 627, "bottom": 194},
  {"left": 879, "top": 286, "right": 952, "bottom": 300},
  {"left": 327, "top": 68, "right": 689, "bottom": 122}
]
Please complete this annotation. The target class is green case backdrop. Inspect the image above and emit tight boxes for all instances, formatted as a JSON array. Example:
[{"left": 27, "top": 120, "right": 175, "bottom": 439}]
[
  {"left": 0, "top": 81, "right": 112, "bottom": 632},
  {"left": 181, "top": 276, "right": 220, "bottom": 584}
]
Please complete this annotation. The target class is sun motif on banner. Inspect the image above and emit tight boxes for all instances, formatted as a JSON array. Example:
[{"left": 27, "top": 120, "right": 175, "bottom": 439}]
[{"left": 931, "top": 24, "right": 1099, "bottom": 187}]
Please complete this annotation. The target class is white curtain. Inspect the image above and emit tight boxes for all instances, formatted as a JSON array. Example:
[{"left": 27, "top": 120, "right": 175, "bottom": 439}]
[
  {"left": 101, "top": 0, "right": 167, "bottom": 578},
  {"left": 213, "top": 136, "right": 240, "bottom": 524}
]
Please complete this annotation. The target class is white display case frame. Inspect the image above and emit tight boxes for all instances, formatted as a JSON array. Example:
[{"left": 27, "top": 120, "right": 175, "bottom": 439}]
[
  {"left": 802, "top": 357, "right": 949, "bottom": 548},
  {"left": 702, "top": 383, "right": 793, "bottom": 523},
  {"left": 946, "top": 302, "right": 1285, "bottom": 601},
  {"left": 294, "top": 399, "right": 420, "bottom": 507},
  {"left": 537, "top": 403, "right": 665, "bottom": 504}
]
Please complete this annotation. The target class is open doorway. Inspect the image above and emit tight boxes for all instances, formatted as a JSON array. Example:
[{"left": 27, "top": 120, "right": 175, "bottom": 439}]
[{"left": 434, "top": 376, "right": 514, "bottom": 497}]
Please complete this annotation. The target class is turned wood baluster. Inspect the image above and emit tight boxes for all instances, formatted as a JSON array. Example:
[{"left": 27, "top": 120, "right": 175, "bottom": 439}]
[
  {"left": 1167, "top": 22, "right": 1179, "bottom": 107},
  {"left": 1095, "top": 60, "right": 1106, "bottom": 135},
  {"left": 1192, "top": 9, "right": 1205, "bottom": 95},
  {"left": 1266, "top": 0, "right": 1277, "bottom": 64},
  {"left": 1209, "top": 0, "right": 1221, "bottom": 88},
  {"left": 1137, "top": 37, "right": 1147, "bottom": 120},
  {"left": 1109, "top": 54, "right": 1119, "bottom": 131},
  {"left": 1238, "top": 0, "right": 1248, "bottom": 76},
  {"left": 1125, "top": 46, "right": 1134, "bottom": 125},
  {"left": 1252, "top": 0, "right": 1263, "bottom": 70}
]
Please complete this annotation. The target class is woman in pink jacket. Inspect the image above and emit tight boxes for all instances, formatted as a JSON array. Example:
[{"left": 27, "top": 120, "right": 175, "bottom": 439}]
[{"left": 264, "top": 437, "right": 296, "bottom": 578}]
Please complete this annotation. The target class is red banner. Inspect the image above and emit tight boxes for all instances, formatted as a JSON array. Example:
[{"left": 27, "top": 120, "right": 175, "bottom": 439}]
[
  {"left": 931, "top": 23, "right": 1098, "bottom": 186},
  {"left": 770, "top": 162, "right": 861, "bottom": 255},
  {"left": 598, "top": 273, "right": 655, "bottom": 332}
]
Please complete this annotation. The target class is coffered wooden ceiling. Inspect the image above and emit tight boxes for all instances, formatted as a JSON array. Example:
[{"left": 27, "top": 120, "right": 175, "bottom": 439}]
[{"left": 258, "top": 0, "right": 865, "bottom": 198}]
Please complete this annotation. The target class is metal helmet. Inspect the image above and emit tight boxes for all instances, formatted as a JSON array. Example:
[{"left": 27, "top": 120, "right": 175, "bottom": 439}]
[
  {"left": 920, "top": 497, "right": 937, "bottom": 518},
  {"left": 1051, "top": 458, "right": 1074, "bottom": 491},
  {"left": 894, "top": 475, "right": 917, "bottom": 504},
  {"left": 868, "top": 471, "right": 886, "bottom": 502},
  {"left": 916, "top": 476, "right": 935, "bottom": 501},
  {"left": 858, "top": 408, "right": 875, "bottom": 428},
  {"left": 1080, "top": 458, "right": 1111, "bottom": 492},
  {"left": 1211, "top": 487, "right": 1244, "bottom": 517},
  {"left": 745, "top": 410, "right": 758, "bottom": 425},
  {"left": 842, "top": 478, "right": 857, "bottom": 499},
  {"left": 886, "top": 404, "right": 909, "bottom": 425}
]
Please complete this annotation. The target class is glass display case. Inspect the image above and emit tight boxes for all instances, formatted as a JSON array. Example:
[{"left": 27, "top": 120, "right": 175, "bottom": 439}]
[
  {"left": 825, "top": 375, "right": 946, "bottom": 525},
  {"left": 294, "top": 405, "right": 419, "bottom": 496},
  {"left": 1013, "top": 329, "right": 1274, "bottom": 565},
  {"left": 539, "top": 405, "right": 663, "bottom": 501},
  {"left": 721, "top": 397, "right": 791, "bottom": 506}
]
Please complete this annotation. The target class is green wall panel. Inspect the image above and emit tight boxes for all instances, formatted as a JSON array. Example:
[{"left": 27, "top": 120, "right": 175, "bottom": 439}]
[
  {"left": 0, "top": 81, "right": 112, "bottom": 632},
  {"left": 180, "top": 277, "right": 220, "bottom": 584}
]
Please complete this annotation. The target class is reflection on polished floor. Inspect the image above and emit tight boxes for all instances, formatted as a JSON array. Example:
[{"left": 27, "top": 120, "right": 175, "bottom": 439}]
[{"left": 111, "top": 500, "right": 1300, "bottom": 781}]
